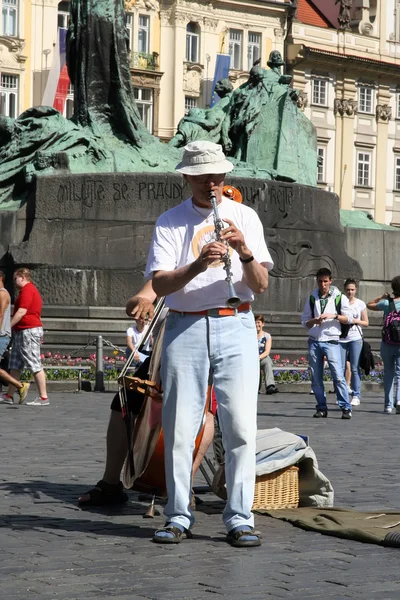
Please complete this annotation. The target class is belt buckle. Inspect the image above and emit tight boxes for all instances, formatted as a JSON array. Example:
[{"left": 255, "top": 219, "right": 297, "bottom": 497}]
[{"left": 207, "top": 308, "right": 220, "bottom": 317}]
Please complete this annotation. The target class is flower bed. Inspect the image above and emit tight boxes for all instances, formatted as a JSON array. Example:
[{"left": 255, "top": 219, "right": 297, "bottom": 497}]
[{"left": 18, "top": 351, "right": 384, "bottom": 384}]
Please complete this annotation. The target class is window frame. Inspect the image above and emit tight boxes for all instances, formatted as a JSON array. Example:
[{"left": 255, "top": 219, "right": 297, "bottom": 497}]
[
  {"left": 317, "top": 146, "right": 326, "bottom": 183},
  {"left": 247, "top": 31, "right": 261, "bottom": 71},
  {"left": 126, "top": 13, "right": 133, "bottom": 51},
  {"left": 184, "top": 95, "right": 197, "bottom": 115},
  {"left": 356, "top": 151, "right": 371, "bottom": 187},
  {"left": 229, "top": 29, "right": 243, "bottom": 71},
  {"left": 186, "top": 22, "right": 199, "bottom": 63},
  {"left": 395, "top": 156, "right": 400, "bottom": 191},
  {"left": 2, "top": 0, "right": 18, "bottom": 37},
  {"left": 138, "top": 14, "right": 150, "bottom": 54},
  {"left": 358, "top": 85, "right": 374, "bottom": 114},
  {"left": 133, "top": 86, "right": 153, "bottom": 132},
  {"left": 312, "top": 78, "right": 328, "bottom": 107},
  {"left": 0, "top": 73, "right": 19, "bottom": 118},
  {"left": 63, "top": 83, "right": 74, "bottom": 119}
]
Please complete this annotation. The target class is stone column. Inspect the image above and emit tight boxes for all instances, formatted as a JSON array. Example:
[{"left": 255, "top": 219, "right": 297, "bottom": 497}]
[
  {"left": 375, "top": 99, "right": 392, "bottom": 223},
  {"left": 334, "top": 96, "right": 357, "bottom": 210}
]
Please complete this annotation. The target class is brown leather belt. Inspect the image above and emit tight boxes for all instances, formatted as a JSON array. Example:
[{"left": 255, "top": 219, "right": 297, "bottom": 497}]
[{"left": 170, "top": 302, "right": 251, "bottom": 317}]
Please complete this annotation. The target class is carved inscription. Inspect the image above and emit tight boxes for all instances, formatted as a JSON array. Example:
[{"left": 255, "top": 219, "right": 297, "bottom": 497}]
[
  {"left": 57, "top": 180, "right": 107, "bottom": 207},
  {"left": 138, "top": 181, "right": 185, "bottom": 201},
  {"left": 269, "top": 185, "right": 294, "bottom": 214}
]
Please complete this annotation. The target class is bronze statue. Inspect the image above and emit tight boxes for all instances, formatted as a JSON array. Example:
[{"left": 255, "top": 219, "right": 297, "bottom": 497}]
[
  {"left": 335, "top": 0, "right": 353, "bottom": 30},
  {"left": 168, "top": 79, "right": 233, "bottom": 149}
]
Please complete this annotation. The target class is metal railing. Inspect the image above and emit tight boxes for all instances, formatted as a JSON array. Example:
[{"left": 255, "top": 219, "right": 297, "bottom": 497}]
[{"left": 131, "top": 51, "right": 159, "bottom": 71}]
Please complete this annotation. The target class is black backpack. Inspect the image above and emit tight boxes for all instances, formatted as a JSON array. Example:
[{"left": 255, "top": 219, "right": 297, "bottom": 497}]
[
  {"left": 382, "top": 300, "right": 400, "bottom": 346},
  {"left": 359, "top": 339, "right": 375, "bottom": 375},
  {"left": 309, "top": 293, "right": 351, "bottom": 339}
]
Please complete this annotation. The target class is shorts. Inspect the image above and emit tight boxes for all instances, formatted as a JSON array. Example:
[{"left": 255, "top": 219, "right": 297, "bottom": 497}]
[
  {"left": 0, "top": 335, "right": 10, "bottom": 359},
  {"left": 110, "top": 357, "right": 151, "bottom": 414},
  {"left": 9, "top": 327, "right": 43, "bottom": 373}
]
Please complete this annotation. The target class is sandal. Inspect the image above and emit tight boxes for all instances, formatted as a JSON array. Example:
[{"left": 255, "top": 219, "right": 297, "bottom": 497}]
[
  {"left": 226, "top": 527, "right": 261, "bottom": 548},
  {"left": 152, "top": 523, "right": 193, "bottom": 544},
  {"left": 78, "top": 480, "right": 128, "bottom": 507}
]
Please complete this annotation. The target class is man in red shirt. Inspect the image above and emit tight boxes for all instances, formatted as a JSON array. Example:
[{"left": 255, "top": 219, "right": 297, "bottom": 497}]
[{"left": 4, "top": 268, "right": 49, "bottom": 406}]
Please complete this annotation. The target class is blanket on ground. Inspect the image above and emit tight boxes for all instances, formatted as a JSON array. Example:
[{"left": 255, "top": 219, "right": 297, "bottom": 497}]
[{"left": 258, "top": 507, "right": 400, "bottom": 547}]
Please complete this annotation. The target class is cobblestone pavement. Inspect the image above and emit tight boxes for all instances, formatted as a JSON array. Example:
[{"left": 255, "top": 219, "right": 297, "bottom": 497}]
[{"left": 1, "top": 390, "right": 400, "bottom": 600}]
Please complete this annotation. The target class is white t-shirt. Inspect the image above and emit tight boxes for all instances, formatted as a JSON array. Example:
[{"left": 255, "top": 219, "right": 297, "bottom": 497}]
[
  {"left": 145, "top": 196, "right": 274, "bottom": 311},
  {"left": 126, "top": 325, "right": 152, "bottom": 352},
  {"left": 341, "top": 298, "right": 366, "bottom": 342}
]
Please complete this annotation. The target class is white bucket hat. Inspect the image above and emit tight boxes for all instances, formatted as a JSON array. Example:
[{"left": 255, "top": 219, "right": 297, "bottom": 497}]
[{"left": 175, "top": 141, "right": 234, "bottom": 175}]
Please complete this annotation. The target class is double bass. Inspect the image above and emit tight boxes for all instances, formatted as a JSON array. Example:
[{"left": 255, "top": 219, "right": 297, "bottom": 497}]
[{"left": 119, "top": 185, "right": 243, "bottom": 500}]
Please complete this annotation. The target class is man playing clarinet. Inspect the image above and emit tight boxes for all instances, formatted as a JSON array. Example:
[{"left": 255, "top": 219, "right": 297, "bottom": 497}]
[{"left": 145, "top": 141, "right": 273, "bottom": 547}]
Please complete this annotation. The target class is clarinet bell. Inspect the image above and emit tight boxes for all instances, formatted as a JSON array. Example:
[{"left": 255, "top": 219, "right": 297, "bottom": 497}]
[
  {"left": 143, "top": 495, "right": 156, "bottom": 518},
  {"left": 226, "top": 282, "right": 241, "bottom": 308}
]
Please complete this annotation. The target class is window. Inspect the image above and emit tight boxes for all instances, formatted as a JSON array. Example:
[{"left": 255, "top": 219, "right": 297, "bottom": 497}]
[
  {"left": 63, "top": 83, "right": 74, "bottom": 119},
  {"left": 317, "top": 147, "right": 326, "bottom": 183},
  {"left": 186, "top": 22, "right": 199, "bottom": 63},
  {"left": 57, "top": 1, "right": 70, "bottom": 29},
  {"left": 134, "top": 86, "right": 153, "bottom": 132},
  {"left": 396, "top": 92, "right": 400, "bottom": 120},
  {"left": 395, "top": 157, "right": 400, "bottom": 191},
  {"left": 357, "top": 151, "right": 371, "bottom": 187},
  {"left": 126, "top": 13, "right": 133, "bottom": 51},
  {"left": 312, "top": 78, "right": 327, "bottom": 106},
  {"left": 0, "top": 74, "right": 18, "bottom": 117},
  {"left": 358, "top": 86, "right": 373, "bottom": 114},
  {"left": 184, "top": 96, "right": 197, "bottom": 115},
  {"left": 2, "top": 0, "right": 18, "bottom": 36},
  {"left": 229, "top": 29, "right": 242, "bottom": 70},
  {"left": 138, "top": 15, "right": 149, "bottom": 53},
  {"left": 247, "top": 32, "right": 261, "bottom": 71}
]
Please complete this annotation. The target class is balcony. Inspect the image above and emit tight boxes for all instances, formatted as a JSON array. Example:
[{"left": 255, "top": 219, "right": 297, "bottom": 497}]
[{"left": 131, "top": 52, "right": 159, "bottom": 71}]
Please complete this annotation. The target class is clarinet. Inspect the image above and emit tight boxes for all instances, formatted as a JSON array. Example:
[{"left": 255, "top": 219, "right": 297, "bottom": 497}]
[{"left": 209, "top": 191, "right": 242, "bottom": 308}]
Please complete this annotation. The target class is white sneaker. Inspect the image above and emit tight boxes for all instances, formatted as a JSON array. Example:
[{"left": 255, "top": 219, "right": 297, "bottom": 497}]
[
  {"left": 0, "top": 393, "right": 13, "bottom": 405},
  {"left": 384, "top": 407, "right": 393, "bottom": 414},
  {"left": 351, "top": 396, "right": 360, "bottom": 406},
  {"left": 26, "top": 397, "right": 49, "bottom": 406}
]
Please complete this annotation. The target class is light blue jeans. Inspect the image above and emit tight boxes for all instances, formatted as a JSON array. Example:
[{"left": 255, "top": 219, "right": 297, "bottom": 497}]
[
  {"left": 339, "top": 339, "right": 363, "bottom": 398},
  {"left": 160, "top": 310, "right": 259, "bottom": 532},
  {"left": 380, "top": 342, "right": 400, "bottom": 409},
  {"left": 308, "top": 339, "right": 351, "bottom": 411},
  {"left": 0, "top": 335, "right": 10, "bottom": 359}
]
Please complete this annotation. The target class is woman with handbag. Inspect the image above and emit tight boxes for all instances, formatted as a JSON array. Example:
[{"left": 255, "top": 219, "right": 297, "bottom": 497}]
[{"left": 339, "top": 279, "right": 369, "bottom": 407}]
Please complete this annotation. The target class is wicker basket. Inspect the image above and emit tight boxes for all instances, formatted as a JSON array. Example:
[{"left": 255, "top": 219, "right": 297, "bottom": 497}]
[{"left": 252, "top": 465, "right": 299, "bottom": 510}]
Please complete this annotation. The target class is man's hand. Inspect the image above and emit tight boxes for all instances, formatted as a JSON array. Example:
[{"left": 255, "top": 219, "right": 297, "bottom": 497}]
[
  {"left": 320, "top": 313, "right": 336, "bottom": 321},
  {"left": 195, "top": 241, "right": 227, "bottom": 272},
  {"left": 127, "top": 297, "right": 155, "bottom": 321},
  {"left": 221, "top": 219, "right": 252, "bottom": 259}
]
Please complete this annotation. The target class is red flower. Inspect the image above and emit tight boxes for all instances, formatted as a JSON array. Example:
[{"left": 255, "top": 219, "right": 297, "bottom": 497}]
[{"left": 273, "top": 354, "right": 280, "bottom": 361}]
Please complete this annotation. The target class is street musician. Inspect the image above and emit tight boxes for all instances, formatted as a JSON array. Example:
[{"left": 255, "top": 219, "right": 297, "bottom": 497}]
[{"left": 146, "top": 141, "right": 273, "bottom": 547}]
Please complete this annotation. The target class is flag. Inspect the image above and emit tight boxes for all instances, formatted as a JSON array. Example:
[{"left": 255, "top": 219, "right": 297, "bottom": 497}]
[
  {"left": 209, "top": 53, "right": 231, "bottom": 107},
  {"left": 42, "top": 28, "right": 70, "bottom": 114}
]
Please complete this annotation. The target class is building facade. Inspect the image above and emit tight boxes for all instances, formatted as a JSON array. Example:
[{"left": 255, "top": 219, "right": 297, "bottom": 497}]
[
  {"left": 287, "top": 0, "right": 400, "bottom": 226},
  {"left": 157, "top": 0, "right": 289, "bottom": 140},
  {"left": 0, "top": 0, "right": 29, "bottom": 117}
]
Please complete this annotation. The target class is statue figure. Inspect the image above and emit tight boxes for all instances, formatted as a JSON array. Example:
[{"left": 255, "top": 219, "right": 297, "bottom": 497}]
[
  {"left": 168, "top": 78, "right": 233, "bottom": 149},
  {"left": 226, "top": 52, "right": 298, "bottom": 162},
  {"left": 335, "top": 0, "right": 353, "bottom": 30},
  {"left": 67, "top": 0, "right": 152, "bottom": 146}
]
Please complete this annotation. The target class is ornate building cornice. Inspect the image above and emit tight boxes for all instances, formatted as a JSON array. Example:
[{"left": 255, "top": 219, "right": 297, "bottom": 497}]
[
  {"left": 376, "top": 104, "right": 392, "bottom": 122},
  {"left": 0, "top": 36, "right": 27, "bottom": 65},
  {"left": 334, "top": 98, "right": 357, "bottom": 117}
]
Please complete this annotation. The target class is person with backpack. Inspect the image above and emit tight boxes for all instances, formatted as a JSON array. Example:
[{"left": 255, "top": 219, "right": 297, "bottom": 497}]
[
  {"left": 339, "top": 279, "right": 369, "bottom": 407},
  {"left": 301, "top": 268, "right": 353, "bottom": 419},
  {"left": 367, "top": 276, "right": 400, "bottom": 414}
]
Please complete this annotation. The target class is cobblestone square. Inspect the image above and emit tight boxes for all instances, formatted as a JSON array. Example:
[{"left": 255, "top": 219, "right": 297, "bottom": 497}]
[{"left": 1, "top": 390, "right": 399, "bottom": 599}]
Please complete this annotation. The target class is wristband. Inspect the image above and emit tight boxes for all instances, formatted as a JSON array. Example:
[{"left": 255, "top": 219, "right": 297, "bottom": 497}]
[{"left": 239, "top": 255, "right": 254, "bottom": 264}]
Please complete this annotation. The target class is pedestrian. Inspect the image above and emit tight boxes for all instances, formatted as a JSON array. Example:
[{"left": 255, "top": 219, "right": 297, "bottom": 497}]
[
  {"left": 367, "top": 276, "right": 400, "bottom": 414},
  {"left": 0, "top": 270, "right": 30, "bottom": 404},
  {"left": 125, "top": 315, "right": 151, "bottom": 362},
  {"left": 339, "top": 279, "right": 369, "bottom": 407},
  {"left": 2, "top": 268, "right": 48, "bottom": 406},
  {"left": 301, "top": 268, "right": 353, "bottom": 419},
  {"left": 145, "top": 141, "right": 273, "bottom": 547},
  {"left": 255, "top": 314, "right": 278, "bottom": 394}
]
